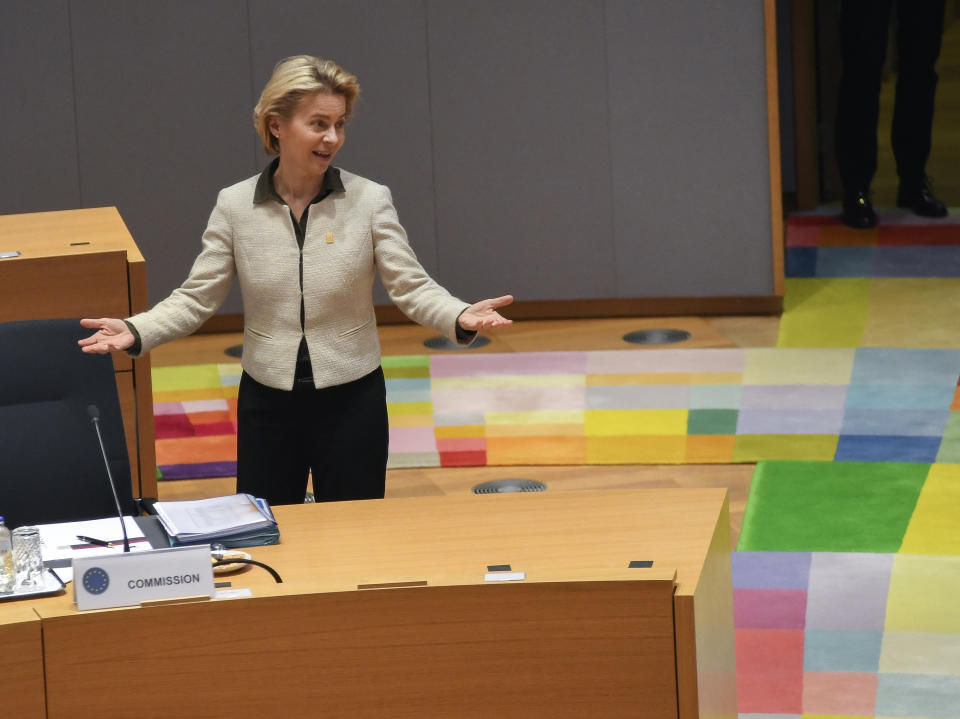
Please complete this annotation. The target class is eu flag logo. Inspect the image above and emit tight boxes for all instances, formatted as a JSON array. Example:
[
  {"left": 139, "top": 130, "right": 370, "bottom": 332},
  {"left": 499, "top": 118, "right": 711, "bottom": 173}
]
[{"left": 82, "top": 567, "right": 110, "bottom": 595}]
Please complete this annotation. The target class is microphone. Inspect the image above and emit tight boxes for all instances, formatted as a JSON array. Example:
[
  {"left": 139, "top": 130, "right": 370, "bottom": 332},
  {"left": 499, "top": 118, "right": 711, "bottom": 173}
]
[{"left": 87, "top": 404, "right": 130, "bottom": 553}]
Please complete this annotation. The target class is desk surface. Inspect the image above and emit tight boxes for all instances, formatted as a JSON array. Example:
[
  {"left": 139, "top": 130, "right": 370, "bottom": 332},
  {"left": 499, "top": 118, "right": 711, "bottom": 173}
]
[
  {"left": 0, "top": 206, "right": 144, "bottom": 263},
  {"left": 10, "top": 488, "right": 735, "bottom": 719},
  {"left": 30, "top": 487, "right": 726, "bottom": 618}
]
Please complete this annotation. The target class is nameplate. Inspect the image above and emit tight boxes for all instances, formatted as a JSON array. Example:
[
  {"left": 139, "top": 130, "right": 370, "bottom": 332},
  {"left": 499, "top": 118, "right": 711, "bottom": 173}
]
[{"left": 73, "top": 546, "right": 214, "bottom": 611}]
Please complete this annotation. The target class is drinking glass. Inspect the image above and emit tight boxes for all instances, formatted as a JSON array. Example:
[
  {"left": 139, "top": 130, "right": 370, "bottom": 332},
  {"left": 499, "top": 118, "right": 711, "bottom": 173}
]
[{"left": 12, "top": 526, "right": 43, "bottom": 588}]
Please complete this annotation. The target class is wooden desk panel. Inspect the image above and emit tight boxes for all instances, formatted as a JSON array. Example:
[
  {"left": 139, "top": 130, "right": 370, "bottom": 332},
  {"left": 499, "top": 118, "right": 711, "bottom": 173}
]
[
  {"left": 0, "top": 207, "right": 156, "bottom": 501},
  {"left": 0, "top": 604, "right": 45, "bottom": 719},
  {"left": 33, "top": 489, "right": 737, "bottom": 718},
  {"left": 0, "top": 251, "right": 130, "bottom": 324},
  {"left": 43, "top": 579, "right": 678, "bottom": 719}
]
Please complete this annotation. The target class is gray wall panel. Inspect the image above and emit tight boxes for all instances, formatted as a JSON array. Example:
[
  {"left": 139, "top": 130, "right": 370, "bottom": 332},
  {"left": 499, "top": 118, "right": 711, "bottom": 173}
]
[
  {"left": 606, "top": 0, "right": 774, "bottom": 297},
  {"left": 248, "top": 0, "right": 439, "bottom": 305},
  {"left": 427, "top": 0, "right": 617, "bottom": 301},
  {"left": 70, "top": 0, "right": 254, "bottom": 311},
  {"left": 1, "top": 1, "right": 778, "bottom": 316},
  {"left": 0, "top": 1, "right": 81, "bottom": 215}
]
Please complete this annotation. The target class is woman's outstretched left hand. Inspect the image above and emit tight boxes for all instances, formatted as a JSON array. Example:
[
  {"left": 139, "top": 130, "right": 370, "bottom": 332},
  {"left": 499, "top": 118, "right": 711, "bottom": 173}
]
[{"left": 457, "top": 295, "right": 514, "bottom": 332}]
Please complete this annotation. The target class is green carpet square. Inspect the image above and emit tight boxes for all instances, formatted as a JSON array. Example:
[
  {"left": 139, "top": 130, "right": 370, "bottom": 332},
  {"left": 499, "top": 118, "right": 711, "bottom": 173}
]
[
  {"left": 687, "top": 409, "right": 738, "bottom": 435},
  {"left": 382, "top": 355, "right": 430, "bottom": 368},
  {"left": 737, "top": 460, "right": 930, "bottom": 552}
]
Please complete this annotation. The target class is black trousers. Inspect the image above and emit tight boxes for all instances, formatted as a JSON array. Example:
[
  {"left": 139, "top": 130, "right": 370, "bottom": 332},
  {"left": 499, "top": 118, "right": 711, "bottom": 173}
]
[
  {"left": 235, "top": 367, "right": 389, "bottom": 505},
  {"left": 834, "top": 0, "right": 945, "bottom": 192}
]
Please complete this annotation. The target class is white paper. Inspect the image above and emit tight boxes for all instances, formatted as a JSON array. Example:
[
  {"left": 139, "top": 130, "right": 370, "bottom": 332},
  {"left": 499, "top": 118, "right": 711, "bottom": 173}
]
[
  {"left": 39, "top": 516, "right": 148, "bottom": 562},
  {"left": 484, "top": 571, "right": 526, "bottom": 582},
  {"left": 153, "top": 494, "right": 275, "bottom": 541},
  {"left": 215, "top": 587, "right": 253, "bottom": 599}
]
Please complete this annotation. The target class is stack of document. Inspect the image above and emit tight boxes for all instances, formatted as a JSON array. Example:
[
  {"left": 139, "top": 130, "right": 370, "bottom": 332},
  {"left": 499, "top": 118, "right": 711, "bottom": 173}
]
[{"left": 153, "top": 494, "right": 279, "bottom": 548}]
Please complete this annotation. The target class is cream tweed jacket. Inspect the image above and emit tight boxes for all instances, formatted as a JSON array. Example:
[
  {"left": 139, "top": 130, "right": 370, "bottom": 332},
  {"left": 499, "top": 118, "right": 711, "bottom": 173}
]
[{"left": 128, "top": 169, "right": 469, "bottom": 390}]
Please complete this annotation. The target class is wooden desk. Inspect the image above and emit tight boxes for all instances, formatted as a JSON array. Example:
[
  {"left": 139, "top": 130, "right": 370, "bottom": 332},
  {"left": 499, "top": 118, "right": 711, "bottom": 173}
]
[
  {"left": 0, "top": 207, "right": 156, "bottom": 500},
  {"left": 0, "top": 602, "right": 45, "bottom": 718},
  {"left": 26, "top": 488, "right": 736, "bottom": 718}
]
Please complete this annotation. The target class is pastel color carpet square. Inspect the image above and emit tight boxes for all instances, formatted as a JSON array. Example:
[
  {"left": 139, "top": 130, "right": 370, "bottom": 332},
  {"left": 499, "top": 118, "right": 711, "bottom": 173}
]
[
  {"left": 687, "top": 408, "right": 738, "bottom": 434},
  {"left": 735, "top": 628, "right": 805, "bottom": 714},
  {"left": 736, "top": 409, "right": 846, "bottom": 435},
  {"left": 884, "top": 555, "right": 960, "bottom": 633},
  {"left": 743, "top": 348, "right": 857, "bottom": 385},
  {"left": 803, "top": 630, "right": 884, "bottom": 673},
  {"left": 851, "top": 348, "right": 960, "bottom": 385},
  {"left": 778, "top": 279, "right": 870, "bottom": 347},
  {"left": 833, "top": 435, "right": 943, "bottom": 463},
  {"left": 879, "top": 632, "right": 960, "bottom": 676},
  {"left": 805, "top": 553, "right": 894, "bottom": 632},
  {"left": 486, "top": 436, "right": 585, "bottom": 465},
  {"left": 844, "top": 384, "right": 955, "bottom": 410},
  {"left": 585, "top": 434, "right": 687, "bottom": 464},
  {"left": 732, "top": 552, "right": 812, "bottom": 590},
  {"left": 785, "top": 246, "right": 817, "bottom": 277},
  {"left": 899, "top": 464, "right": 960, "bottom": 555},
  {"left": 875, "top": 674, "right": 960, "bottom": 718},
  {"left": 816, "top": 245, "right": 875, "bottom": 277},
  {"left": 734, "top": 588, "right": 807, "bottom": 629},
  {"left": 732, "top": 434, "right": 839, "bottom": 462},
  {"left": 861, "top": 279, "right": 960, "bottom": 349},
  {"left": 684, "top": 434, "right": 736, "bottom": 462},
  {"left": 819, "top": 225, "right": 878, "bottom": 246},
  {"left": 801, "top": 671, "right": 878, "bottom": 716},
  {"left": 873, "top": 246, "right": 960, "bottom": 277}
]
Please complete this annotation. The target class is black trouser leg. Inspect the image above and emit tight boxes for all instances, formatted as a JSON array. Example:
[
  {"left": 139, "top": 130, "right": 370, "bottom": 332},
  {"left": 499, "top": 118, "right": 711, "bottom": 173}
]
[
  {"left": 834, "top": 0, "right": 895, "bottom": 193},
  {"left": 236, "top": 368, "right": 388, "bottom": 505},
  {"left": 309, "top": 367, "right": 388, "bottom": 502},
  {"left": 236, "top": 373, "right": 311, "bottom": 505},
  {"left": 891, "top": 0, "right": 945, "bottom": 189}
]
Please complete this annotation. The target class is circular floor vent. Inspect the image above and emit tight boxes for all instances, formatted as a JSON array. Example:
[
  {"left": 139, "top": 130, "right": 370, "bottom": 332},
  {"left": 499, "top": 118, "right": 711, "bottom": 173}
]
[
  {"left": 622, "top": 329, "right": 691, "bottom": 345},
  {"left": 472, "top": 479, "right": 547, "bottom": 494},
  {"left": 224, "top": 344, "right": 243, "bottom": 358},
  {"left": 423, "top": 335, "right": 492, "bottom": 351}
]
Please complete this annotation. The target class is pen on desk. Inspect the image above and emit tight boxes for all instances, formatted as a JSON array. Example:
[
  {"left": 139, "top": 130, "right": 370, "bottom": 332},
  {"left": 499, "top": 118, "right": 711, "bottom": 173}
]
[{"left": 76, "top": 535, "right": 112, "bottom": 547}]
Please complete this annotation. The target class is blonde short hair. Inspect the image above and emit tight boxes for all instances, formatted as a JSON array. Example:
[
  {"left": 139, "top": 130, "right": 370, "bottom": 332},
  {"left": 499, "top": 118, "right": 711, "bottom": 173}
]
[{"left": 252, "top": 55, "right": 360, "bottom": 155}]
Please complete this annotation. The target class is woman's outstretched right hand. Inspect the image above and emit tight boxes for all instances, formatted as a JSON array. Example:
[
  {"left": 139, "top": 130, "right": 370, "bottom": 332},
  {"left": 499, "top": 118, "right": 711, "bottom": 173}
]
[{"left": 78, "top": 318, "right": 135, "bottom": 354}]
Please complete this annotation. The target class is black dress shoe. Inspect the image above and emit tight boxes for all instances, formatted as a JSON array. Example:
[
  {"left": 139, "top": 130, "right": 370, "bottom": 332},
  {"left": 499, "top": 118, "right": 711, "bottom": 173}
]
[
  {"left": 842, "top": 190, "right": 878, "bottom": 229},
  {"left": 897, "top": 178, "right": 948, "bottom": 218}
]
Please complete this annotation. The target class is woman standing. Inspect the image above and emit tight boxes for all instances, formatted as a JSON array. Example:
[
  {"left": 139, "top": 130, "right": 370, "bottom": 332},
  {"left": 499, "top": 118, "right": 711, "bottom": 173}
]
[{"left": 79, "top": 56, "right": 512, "bottom": 505}]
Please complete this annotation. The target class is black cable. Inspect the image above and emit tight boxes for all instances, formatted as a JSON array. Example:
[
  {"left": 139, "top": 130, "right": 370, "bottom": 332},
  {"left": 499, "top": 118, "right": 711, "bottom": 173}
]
[{"left": 211, "top": 558, "right": 283, "bottom": 583}]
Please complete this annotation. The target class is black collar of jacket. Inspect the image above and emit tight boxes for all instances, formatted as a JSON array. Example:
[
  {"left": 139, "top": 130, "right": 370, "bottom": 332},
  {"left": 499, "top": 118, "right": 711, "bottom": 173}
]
[{"left": 253, "top": 156, "right": 345, "bottom": 205}]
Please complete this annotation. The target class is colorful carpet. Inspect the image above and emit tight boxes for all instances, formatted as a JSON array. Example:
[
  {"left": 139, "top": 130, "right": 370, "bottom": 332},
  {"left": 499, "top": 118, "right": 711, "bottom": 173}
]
[
  {"left": 153, "top": 363, "right": 240, "bottom": 480},
  {"left": 780, "top": 213, "right": 960, "bottom": 348},
  {"left": 734, "top": 461, "right": 960, "bottom": 717},
  {"left": 153, "top": 347, "right": 960, "bottom": 478},
  {"left": 740, "top": 211, "right": 960, "bottom": 718}
]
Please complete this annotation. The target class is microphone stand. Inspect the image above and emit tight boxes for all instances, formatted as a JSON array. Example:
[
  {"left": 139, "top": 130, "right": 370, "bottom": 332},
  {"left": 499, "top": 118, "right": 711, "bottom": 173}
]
[{"left": 88, "top": 405, "right": 131, "bottom": 553}]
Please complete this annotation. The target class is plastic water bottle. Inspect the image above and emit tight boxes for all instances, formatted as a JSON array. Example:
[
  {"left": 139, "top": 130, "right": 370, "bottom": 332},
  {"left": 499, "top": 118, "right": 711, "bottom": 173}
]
[{"left": 0, "top": 517, "right": 14, "bottom": 594}]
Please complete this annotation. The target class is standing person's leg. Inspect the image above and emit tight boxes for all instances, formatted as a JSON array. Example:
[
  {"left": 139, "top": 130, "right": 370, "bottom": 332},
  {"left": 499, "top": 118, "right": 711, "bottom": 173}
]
[
  {"left": 236, "top": 372, "right": 312, "bottom": 505},
  {"left": 835, "top": 0, "right": 894, "bottom": 227},
  {"left": 308, "top": 367, "right": 389, "bottom": 502},
  {"left": 893, "top": 0, "right": 948, "bottom": 216}
]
